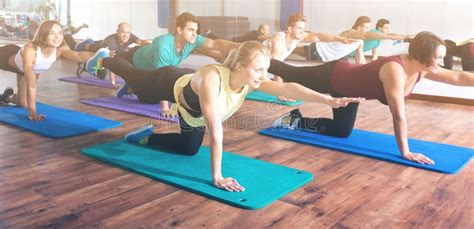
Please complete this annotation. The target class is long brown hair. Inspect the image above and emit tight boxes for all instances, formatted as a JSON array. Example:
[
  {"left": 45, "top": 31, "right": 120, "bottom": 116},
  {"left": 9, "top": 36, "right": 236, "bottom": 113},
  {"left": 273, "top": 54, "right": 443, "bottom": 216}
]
[
  {"left": 351, "top": 16, "right": 371, "bottom": 30},
  {"left": 32, "top": 20, "right": 63, "bottom": 47}
]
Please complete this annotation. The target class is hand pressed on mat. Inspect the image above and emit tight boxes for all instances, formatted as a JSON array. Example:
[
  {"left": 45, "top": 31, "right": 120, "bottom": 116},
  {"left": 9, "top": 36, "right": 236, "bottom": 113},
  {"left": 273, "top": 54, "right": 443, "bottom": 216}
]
[{"left": 213, "top": 177, "right": 245, "bottom": 192}]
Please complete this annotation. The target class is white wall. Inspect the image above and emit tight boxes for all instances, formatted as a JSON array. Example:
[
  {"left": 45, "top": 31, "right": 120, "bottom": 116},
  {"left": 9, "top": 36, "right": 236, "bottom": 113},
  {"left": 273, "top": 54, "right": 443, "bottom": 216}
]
[
  {"left": 178, "top": 0, "right": 222, "bottom": 16},
  {"left": 69, "top": 0, "right": 167, "bottom": 40},
  {"left": 177, "top": 0, "right": 280, "bottom": 33},
  {"left": 413, "top": 78, "right": 474, "bottom": 99},
  {"left": 70, "top": 0, "right": 473, "bottom": 42},
  {"left": 303, "top": 0, "right": 473, "bottom": 41},
  {"left": 222, "top": 0, "right": 280, "bottom": 32}
]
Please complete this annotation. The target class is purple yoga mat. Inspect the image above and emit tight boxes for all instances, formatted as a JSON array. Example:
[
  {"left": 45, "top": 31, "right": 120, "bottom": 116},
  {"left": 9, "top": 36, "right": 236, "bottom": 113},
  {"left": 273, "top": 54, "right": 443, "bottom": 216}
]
[
  {"left": 81, "top": 95, "right": 179, "bottom": 122},
  {"left": 59, "top": 76, "right": 124, "bottom": 89}
]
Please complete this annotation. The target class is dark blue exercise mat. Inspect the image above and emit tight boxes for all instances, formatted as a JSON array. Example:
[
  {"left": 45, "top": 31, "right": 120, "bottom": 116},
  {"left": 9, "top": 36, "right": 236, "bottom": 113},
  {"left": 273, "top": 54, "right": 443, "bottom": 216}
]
[
  {"left": 82, "top": 140, "right": 313, "bottom": 209},
  {"left": 260, "top": 128, "right": 473, "bottom": 174},
  {"left": 0, "top": 103, "right": 122, "bottom": 138}
]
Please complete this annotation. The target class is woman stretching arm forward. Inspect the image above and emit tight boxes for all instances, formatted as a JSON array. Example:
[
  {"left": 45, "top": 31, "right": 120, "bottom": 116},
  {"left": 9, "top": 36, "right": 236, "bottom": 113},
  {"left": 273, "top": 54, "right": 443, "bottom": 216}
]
[
  {"left": 268, "top": 31, "right": 474, "bottom": 165},
  {"left": 93, "top": 41, "right": 363, "bottom": 191}
]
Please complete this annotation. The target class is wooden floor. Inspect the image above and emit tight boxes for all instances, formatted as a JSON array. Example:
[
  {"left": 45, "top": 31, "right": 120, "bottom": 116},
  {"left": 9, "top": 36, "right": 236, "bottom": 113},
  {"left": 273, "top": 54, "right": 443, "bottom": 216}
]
[{"left": 1, "top": 59, "right": 473, "bottom": 228}]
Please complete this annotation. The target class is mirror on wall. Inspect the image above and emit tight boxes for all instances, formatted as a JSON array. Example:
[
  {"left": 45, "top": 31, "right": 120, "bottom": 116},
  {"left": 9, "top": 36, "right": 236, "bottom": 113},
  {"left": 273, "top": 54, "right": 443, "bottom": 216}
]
[{"left": 0, "top": 0, "right": 60, "bottom": 41}]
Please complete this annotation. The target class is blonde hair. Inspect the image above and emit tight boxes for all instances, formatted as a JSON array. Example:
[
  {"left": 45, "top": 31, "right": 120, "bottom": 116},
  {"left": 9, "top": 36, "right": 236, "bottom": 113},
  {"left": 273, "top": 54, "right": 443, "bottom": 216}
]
[
  {"left": 222, "top": 41, "right": 271, "bottom": 71},
  {"left": 287, "top": 12, "right": 306, "bottom": 29},
  {"left": 33, "top": 20, "right": 63, "bottom": 47}
]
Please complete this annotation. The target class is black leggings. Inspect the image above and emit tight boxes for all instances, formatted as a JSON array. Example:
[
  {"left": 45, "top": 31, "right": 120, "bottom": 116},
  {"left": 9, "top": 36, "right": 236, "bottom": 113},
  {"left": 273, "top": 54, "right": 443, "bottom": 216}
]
[
  {"left": 458, "top": 42, "right": 474, "bottom": 71},
  {"left": 148, "top": 115, "right": 206, "bottom": 156},
  {"left": 269, "top": 59, "right": 359, "bottom": 138},
  {"left": 102, "top": 57, "right": 204, "bottom": 155},
  {"left": 64, "top": 34, "right": 77, "bottom": 50},
  {"left": 115, "top": 46, "right": 140, "bottom": 64},
  {"left": 102, "top": 57, "right": 195, "bottom": 103},
  {"left": 63, "top": 34, "right": 105, "bottom": 53},
  {"left": 441, "top": 40, "right": 473, "bottom": 71},
  {"left": 0, "top": 45, "right": 23, "bottom": 74}
]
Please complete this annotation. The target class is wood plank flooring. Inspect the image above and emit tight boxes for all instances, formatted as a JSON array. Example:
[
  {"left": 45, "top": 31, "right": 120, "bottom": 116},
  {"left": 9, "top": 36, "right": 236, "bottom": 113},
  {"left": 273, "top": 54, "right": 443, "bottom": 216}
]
[{"left": 1, "top": 58, "right": 473, "bottom": 228}]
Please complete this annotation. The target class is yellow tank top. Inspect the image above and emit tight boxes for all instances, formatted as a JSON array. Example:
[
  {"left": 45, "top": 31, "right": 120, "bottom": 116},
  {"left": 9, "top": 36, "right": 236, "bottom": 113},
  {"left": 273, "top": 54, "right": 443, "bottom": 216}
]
[{"left": 171, "top": 64, "right": 249, "bottom": 127}]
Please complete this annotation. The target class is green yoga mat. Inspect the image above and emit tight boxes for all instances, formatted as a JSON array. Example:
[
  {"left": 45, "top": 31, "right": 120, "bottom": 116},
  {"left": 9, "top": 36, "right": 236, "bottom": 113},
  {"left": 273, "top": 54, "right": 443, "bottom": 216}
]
[
  {"left": 246, "top": 90, "right": 303, "bottom": 106},
  {"left": 81, "top": 140, "right": 313, "bottom": 209}
]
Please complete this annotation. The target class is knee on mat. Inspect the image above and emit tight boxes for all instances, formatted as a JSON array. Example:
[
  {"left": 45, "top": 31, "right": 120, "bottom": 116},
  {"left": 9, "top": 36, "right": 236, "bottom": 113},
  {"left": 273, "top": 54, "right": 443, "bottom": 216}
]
[
  {"left": 327, "top": 128, "right": 353, "bottom": 138},
  {"left": 179, "top": 144, "right": 200, "bottom": 156}
]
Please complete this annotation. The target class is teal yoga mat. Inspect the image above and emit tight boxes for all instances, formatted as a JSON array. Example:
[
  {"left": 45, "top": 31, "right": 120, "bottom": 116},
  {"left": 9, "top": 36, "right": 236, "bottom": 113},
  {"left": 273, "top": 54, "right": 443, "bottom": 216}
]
[
  {"left": 81, "top": 140, "right": 313, "bottom": 209},
  {"left": 246, "top": 90, "right": 303, "bottom": 106},
  {"left": 260, "top": 128, "right": 474, "bottom": 174},
  {"left": 0, "top": 103, "right": 121, "bottom": 138}
]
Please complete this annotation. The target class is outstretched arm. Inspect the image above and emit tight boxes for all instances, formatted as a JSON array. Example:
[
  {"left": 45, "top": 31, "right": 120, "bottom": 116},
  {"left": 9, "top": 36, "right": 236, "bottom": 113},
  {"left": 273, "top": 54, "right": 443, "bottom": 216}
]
[
  {"left": 307, "top": 32, "right": 357, "bottom": 44},
  {"left": 259, "top": 80, "right": 365, "bottom": 108},
  {"left": 136, "top": 38, "right": 151, "bottom": 46},
  {"left": 380, "top": 62, "right": 434, "bottom": 164},
  {"left": 58, "top": 44, "right": 94, "bottom": 63},
  {"left": 197, "top": 66, "right": 245, "bottom": 192},
  {"left": 341, "top": 30, "right": 404, "bottom": 40},
  {"left": 425, "top": 68, "right": 474, "bottom": 86},
  {"left": 201, "top": 38, "right": 239, "bottom": 57}
]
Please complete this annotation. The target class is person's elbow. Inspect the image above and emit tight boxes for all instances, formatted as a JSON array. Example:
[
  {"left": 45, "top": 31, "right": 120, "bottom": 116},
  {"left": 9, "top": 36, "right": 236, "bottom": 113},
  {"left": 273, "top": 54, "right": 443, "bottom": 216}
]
[
  {"left": 209, "top": 128, "right": 223, "bottom": 145},
  {"left": 203, "top": 39, "right": 215, "bottom": 49},
  {"left": 391, "top": 111, "right": 406, "bottom": 124},
  {"left": 279, "top": 82, "right": 297, "bottom": 97},
  {"left": 24, "top": 67, "right": 35, "bottom": 77}
]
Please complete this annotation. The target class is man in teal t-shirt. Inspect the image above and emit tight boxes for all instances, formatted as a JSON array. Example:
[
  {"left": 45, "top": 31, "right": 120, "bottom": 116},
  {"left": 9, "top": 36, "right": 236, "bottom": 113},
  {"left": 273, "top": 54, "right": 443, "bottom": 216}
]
[
  {"left": 361, "top": 29, "right": 382, "bottom": 52},
  {"left": 119, "top": 12, "right": 239, "bottom": 116},
  {"left": 132, "top": 33, "right": 206, "bottom": 70},
  {"left": 132, "top": 12, "right": 238, "bottom": 71},
  {"left": 349, "top": 28, "right": 381, "bottom": 58},
  {"left": 349, "top": 19, "right": 405, "bottom": 60}
]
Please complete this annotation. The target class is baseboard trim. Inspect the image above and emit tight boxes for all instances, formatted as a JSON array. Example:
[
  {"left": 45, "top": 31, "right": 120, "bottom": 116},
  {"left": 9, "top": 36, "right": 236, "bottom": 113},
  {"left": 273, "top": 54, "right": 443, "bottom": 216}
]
[{"left": 410, "top": 94, "right": 474, "bottom": 106}]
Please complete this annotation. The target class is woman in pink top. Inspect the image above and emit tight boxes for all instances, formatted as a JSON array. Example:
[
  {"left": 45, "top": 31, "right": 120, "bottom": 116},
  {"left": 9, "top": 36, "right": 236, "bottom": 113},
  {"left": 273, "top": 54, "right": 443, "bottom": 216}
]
[{"left": 269, "top": 31, "right": 474, "bottom": 165}]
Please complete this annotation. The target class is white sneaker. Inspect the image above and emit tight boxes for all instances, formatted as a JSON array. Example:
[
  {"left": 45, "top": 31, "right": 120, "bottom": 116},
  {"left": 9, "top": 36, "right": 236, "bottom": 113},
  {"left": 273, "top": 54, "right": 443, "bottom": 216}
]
[{"left": 271, "top": 109, "right": 301, "bottom": 129}]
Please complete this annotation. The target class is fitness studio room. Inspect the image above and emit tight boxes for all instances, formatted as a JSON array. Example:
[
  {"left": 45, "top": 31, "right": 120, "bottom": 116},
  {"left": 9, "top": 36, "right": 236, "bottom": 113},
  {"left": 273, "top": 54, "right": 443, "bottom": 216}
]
[{"left": 0, "top": 0, "right": 473, "bottom": 227}]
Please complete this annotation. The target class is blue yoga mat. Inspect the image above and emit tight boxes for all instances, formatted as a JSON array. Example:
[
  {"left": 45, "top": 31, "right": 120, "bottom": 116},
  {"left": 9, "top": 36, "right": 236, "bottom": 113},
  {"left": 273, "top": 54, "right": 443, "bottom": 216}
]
[
  {"left": 0, "top": 103, "right": 122, "bottom": 138},
  {"left": 260, "top": 128, "right": 473, "bottom": 174},
  {"left": 246, "top": 90, "right": 303, "bottom": 106},
  {"left": 82, "top": 140, "right": 313, "bottom": 209}
]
